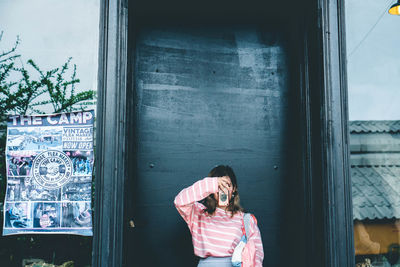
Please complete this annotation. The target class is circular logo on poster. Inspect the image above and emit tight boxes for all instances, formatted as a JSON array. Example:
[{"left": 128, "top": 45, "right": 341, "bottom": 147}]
[{"left": 32, "top": 150, "right": 73, "bottom": 190}]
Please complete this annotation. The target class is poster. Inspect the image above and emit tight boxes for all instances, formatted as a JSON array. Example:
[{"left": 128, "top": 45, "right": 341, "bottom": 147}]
[{"left": 2, "top": 111, "right": 94, "bottom": 236}]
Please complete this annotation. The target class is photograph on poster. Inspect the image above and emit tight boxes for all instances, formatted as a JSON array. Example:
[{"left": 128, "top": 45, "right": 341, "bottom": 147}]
[
  {"left": 6, "top": 179, "right": 22, "bottom": 201},
  {"left": 62, "top": 182, "right": 91, "bottom": 201},
  {"left": 4, "top": 202, "right": 32, "bottom": 228},
  {"left": 6, "top": 177, "right": 35, "bottom": 201},
  {"left": 7, "top": 126, "right": 63, "bottom": 151},
  {"left": 25, "top": 183, "right": 61, "bottom": 202},
  {"left": 33, "top": 202, "right": 61, "bottom": 228},
  {"left": 7, "top": 155, "right": 34, "bottom": 177},
  {"left": 7, "top": 177, "right": 61, "bottom": 201},
  {"left": 65, "top": 151, "right": 93, "bottom": 176},
  {"left": 61, "top": 202, "right": 91, "bottom": 228}
]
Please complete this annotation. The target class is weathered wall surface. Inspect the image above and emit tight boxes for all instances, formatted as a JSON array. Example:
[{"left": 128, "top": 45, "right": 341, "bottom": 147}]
[{"left": 129, "top": 26, "right": 295, "bottom": 266}]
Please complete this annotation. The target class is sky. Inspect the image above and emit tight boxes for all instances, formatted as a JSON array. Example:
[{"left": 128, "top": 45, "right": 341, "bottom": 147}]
[
  {"left": 0, "top": 0, "right": 398, "bottom": 120},
  {"left": 346, "top": 0, "right": 400, "bottom": 120},
  {"left": 0, "top": 0, "right": 100, "bottom": 113}
]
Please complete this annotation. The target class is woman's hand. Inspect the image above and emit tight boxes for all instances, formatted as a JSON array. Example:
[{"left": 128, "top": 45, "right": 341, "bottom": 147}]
[{"left": 218, "top": 176, "right": 232, "bottom": 193}]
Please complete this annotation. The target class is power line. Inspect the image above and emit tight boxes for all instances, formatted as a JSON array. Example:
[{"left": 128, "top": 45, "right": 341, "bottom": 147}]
[{"left": 348, "top": 0, "right": 394, "bottom": 58}]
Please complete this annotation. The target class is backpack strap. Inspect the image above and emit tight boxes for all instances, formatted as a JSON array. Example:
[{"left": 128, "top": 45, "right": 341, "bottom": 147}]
[
  {"left": 243, "top": 213, "right": 251, "bottom": 238},
  {"left": 243, "top": 213, "right": 258, "bottom": 237}
]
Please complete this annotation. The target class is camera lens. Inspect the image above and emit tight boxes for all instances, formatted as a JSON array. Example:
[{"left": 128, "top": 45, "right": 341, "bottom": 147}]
[{"left": 220, "top": 192, "right": 227, "bottom": 202}]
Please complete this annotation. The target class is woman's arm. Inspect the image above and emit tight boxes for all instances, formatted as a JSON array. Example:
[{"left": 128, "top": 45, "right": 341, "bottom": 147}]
[
  {"left": 174, "top": 177, "right": 218, "bottom": 228},
  {"left": 248, "top": 215, "right": 264, "bottom": 267}
]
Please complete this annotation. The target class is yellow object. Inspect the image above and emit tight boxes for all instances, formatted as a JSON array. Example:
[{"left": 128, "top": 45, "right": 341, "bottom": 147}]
[
  {"left": 389, "top": 1, "right": 400, "bottom": 15},
  {"left": 354, "top": 220, "right": 400, "bottom": 255}
]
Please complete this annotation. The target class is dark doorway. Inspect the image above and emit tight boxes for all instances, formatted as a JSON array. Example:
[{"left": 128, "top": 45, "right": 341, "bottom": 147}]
[
  {"left": 124, "top": 24, "right": 302, "bottom": 267},
  {"left": 94, "top": 0, "right": 354, "bottom": 266}
]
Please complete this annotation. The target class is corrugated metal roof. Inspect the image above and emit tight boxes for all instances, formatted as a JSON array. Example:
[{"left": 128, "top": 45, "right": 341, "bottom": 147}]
[
  {"left": 352, "top": 166, "right": 400, "bottom": 220},
  {"left": 350, "top": 120, "right": 400, "bottom": 133}
]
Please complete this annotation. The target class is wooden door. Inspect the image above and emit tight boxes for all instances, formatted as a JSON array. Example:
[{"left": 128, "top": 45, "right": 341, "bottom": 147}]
[{"left": 125, "top": 25, "right": 300, "bottom": 266}]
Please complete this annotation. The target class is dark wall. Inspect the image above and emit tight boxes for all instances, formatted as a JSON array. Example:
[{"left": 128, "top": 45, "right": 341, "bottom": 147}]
[
  {"left": 130, "top": 0, "right": 301, "bottom": 25},
  {"left": 124, "top": 24, "right": 303, "bottom": 266},
  {"left": 121, "top": 0, "right": 309, "bottom": 266}
]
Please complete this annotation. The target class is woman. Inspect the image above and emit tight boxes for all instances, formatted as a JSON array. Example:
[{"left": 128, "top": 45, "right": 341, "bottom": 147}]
[
  {"left": 174, "top": 165, "right": 264, "bottom": 267},
  {"left": 8, "top": 158, "right": 18, "bottom": 176},
  {"left": 18, "top": 158, "right": 28, "bottom": 176}
]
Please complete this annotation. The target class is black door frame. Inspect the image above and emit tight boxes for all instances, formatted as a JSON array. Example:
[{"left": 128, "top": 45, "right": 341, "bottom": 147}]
[{"left": 92, "top": 0, "right": 354, "bottom": 266}]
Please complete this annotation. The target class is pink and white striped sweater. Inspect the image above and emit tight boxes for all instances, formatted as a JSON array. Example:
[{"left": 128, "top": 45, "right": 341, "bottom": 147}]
[{"left": 174, "top": 177, "right": 264, "bottom": 266}]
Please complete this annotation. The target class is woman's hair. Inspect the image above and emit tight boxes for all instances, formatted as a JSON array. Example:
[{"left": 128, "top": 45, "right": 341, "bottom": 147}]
[{"left": 202, "top": 165, "right": 244, "bottom": 217}]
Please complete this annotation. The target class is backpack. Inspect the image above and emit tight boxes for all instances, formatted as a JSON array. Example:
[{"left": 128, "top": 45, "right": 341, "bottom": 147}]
[{"left": 231, "top": 213, "right": 258, "bottom": 267}]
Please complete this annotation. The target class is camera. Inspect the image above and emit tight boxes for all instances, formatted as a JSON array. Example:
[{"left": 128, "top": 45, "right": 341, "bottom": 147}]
[{"left": 218, "top": 189, "right": 229, "bottom": 206}]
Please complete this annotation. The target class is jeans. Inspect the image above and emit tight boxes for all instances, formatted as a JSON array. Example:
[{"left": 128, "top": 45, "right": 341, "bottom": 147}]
[{"left": 198, "top": 256, "right": 232, "bottom": 267}]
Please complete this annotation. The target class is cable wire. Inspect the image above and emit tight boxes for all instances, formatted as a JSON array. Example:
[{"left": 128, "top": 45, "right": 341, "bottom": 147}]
[{"left": 348, "top": 0, "right": 394, "bottom": 58}]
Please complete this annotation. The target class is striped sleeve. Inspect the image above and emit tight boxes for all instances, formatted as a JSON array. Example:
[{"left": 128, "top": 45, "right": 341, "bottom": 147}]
[
  {"left": 174, "top": 177, "right": 219, "bottom": 229},
  {"left": 249, "top": 215, "right": 264, "bottom": 267}
]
